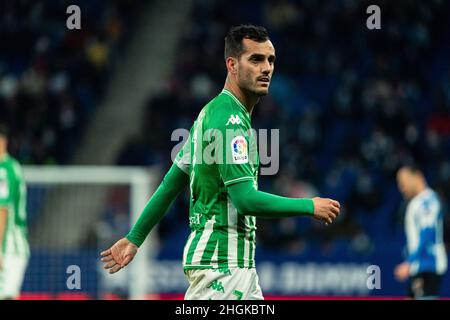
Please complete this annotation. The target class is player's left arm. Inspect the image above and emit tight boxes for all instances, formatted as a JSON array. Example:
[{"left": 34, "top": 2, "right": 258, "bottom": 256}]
[{"left": 228, "top": 180, "right": 339, "bottom": 224}]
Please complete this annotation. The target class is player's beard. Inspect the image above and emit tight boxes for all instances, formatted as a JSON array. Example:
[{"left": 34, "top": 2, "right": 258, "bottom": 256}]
[
  {"left": 253, "top": 82, "right": 269, "bottom": 96},
  {"left": 239, "top": 73, "right": 269, "bottom": 97}
]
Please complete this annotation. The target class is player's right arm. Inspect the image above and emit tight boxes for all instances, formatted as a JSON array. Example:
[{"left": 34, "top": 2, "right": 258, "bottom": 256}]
[
  {"left": 101, "top": 126, "right": 193, "bottom": 274},
  {"left": 227, "top": 180, "right": 340, "bottom": 224},
  {"left": 101, "top": 162, "right": 190, "bottom": 274}
]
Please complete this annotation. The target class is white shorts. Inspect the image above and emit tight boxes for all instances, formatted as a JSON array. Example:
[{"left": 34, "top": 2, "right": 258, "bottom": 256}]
[
  {"left": 0, "top": 254, "right": 29, "bottom": 299},
  {"left": 184, "top": 267, "right": 264, "bottom": 300}
]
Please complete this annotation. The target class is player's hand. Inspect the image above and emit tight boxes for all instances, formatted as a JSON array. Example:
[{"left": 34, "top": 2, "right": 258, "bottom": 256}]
[
  {"left": 312, "top": 197, "right": 340, "bottom": 225},
  {"left": 394, "top": 262, "right": 410, "bottom": 282},
  {"left": 100, "top": 238, "right": 138, "bottom": 274}
]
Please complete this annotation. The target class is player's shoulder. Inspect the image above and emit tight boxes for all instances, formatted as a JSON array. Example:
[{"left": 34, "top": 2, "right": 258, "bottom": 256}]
[
  {"left": 7, "top": 156, "right": 23, "bottom": 176},
  {"left": 0, "top": 155, "right": 19, "bottom": 179},
  {"left": 423, "top": 189, "right": 440, "bottom": 207},
  {"left": 0, "top": 155, "right": 18, "bottom": 168},
  {"left": 205, "top": 90, "right": 235, "bottom": 114},
  {"left": 204, "top": 90, "right": 249, "bottom": 129},
  {"left": 8, "top": 155, "right": 22, "bottom": 168},
  {"left": 413, "top": 188, "right": 440, "bottom": 213}
]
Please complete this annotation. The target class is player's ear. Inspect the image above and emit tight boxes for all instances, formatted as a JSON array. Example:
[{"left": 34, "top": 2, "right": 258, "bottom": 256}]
[{"left": 226, "top": 57, "right": 238, "bottom": 75}]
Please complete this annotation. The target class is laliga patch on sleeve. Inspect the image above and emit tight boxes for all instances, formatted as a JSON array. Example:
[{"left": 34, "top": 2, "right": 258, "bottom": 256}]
[{"left": 231, "top": 136, "right": 248, "bottom": 164}]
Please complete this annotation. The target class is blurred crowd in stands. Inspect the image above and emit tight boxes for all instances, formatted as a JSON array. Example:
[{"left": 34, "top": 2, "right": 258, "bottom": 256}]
[
  {"left": 0, "top": 0, "right": 140, "bottom": 164},
  {"left": 1, "top": 0, "right": 449, "bottom": 255}
]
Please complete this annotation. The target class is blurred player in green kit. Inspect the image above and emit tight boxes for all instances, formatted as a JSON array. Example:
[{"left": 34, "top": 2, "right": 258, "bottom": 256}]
[{"left": 0, "top": 124, "right": 30, "bottom": 299}]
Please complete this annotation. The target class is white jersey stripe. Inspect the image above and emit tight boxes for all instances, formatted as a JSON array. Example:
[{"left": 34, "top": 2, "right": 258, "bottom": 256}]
[
  {"left": 244, "top": 215, "right": 251, "bottom": 268},
  {"left": 183, "top": 232, "right": 195, "bottom": 265},
  {"left": 191, "top": 216, "right": 217, "bottom": 268},
  {"left": 227, "top": 196, "right": 239, "bottom": 265},
  {"left": 223, "top": 176, "right": 254, "bottom": 186},
  {"left": 209, "top": 237, "right": 219, "bottom": 267},
  {"left": 250, "top": 216, "right": 256, "bottom": 267}
]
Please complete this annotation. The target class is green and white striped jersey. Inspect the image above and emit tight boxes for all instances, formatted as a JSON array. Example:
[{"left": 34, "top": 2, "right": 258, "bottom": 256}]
[
  {"left": 175, "top": 89, "right": 259, "bottom": 270},
  {"left": 0, "top": 155, "right": 30, "bottom": 257}
]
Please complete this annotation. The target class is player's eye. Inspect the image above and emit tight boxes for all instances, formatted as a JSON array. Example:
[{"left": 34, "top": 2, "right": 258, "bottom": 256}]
[{"left": 250, "top": 56, "right": 263, "bottom": 62}]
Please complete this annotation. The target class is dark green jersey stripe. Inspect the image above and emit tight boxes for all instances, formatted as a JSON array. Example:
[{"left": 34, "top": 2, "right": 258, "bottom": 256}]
[
  {"left": 218, "top": 194, "right": 229, "bottom": 268},
  {"left": 248, "top": 217, "right": 256, "bottom": 268},
  {"left": 237, "top": 213, "right": 246, "bottom": 268},
  {"left": 200, "top": 227, "right": 219, "bottom": 265}
]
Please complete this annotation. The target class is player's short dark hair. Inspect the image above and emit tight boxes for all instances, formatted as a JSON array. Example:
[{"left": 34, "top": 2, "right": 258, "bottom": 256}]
[
  {"left": 0, "top": 123, "right": 9, "bottom": 139},
  {"left": 224, "top": 25, "right": 269, "bottom": 60},
  {"left": 397, "top": 159, "right": 423, "bottom": 175}
]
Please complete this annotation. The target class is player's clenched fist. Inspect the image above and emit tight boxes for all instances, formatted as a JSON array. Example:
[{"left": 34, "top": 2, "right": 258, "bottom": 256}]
[
  {"left": 312, "top": 197, "right": 340, "bottom": 225},
  {"left": 100, "top": 238, "right": 138, "bottom": 274}
]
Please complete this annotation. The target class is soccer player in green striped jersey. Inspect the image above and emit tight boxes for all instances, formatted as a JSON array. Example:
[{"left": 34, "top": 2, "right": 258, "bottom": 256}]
[
  {"left": 101, "top": 25, "right": 340, "bottom": 300},
  {"left": 0, "top": 124, "right": 30, "bottom": 299}
]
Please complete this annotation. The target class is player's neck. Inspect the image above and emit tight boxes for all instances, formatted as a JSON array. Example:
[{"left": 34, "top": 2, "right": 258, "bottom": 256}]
[
  {"left": 415, "top": 183, "right": 428, "bottom": 195},
  {"left": 223, "top": 81, "right": 258, "bottom": 115},
  {"left": 0, "top": 151, "right": 7, "bottom": 161}
]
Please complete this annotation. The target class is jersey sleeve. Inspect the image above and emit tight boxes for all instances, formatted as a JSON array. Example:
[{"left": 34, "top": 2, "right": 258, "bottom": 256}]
[
  {"left": 0, "top": 167, "right": 11, "bottom": 206},
  {"left": 228, "top": 180, "right": 315, "bottom": 217},
  {"left": 208, "top": 105, "right": 255, "bottom": 187}
]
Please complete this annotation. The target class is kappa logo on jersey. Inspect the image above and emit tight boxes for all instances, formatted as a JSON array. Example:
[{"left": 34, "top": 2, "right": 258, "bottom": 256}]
[
  {"left": 231, "top": 136, "right": 248, "bottom": 164},
  {"left": 207, "top": 280, "right": 225, "bottom": 293},
  {"left": 226, "top": 115, "right": 242, "bottom": 126}
]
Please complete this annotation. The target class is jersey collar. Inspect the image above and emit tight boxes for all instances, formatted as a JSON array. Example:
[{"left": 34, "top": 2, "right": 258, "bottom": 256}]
[{"left": 221, "top": 89, "right": 250, "bottom": 115}]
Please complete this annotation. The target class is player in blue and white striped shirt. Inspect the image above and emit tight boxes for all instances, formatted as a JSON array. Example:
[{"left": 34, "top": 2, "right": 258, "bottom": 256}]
[{"left": 395, "top": 165, "right": 447, "bottom": 299}]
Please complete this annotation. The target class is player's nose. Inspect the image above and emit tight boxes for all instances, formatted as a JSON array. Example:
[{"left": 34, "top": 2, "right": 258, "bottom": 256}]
[{"left": 260, "top": 60, "right": 272, "bottom": 74}]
